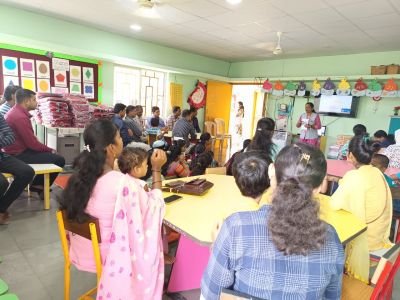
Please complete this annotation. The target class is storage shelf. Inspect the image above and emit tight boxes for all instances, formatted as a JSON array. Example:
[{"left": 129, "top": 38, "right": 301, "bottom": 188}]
[{"left": 229, "top": 74, "right": 400, "bottom": 84}]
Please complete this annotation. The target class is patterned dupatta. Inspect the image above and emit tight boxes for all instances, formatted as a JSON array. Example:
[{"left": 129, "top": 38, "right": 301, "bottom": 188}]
[{"left": 97, "top": 175, "right": 165, "bottom": 300}]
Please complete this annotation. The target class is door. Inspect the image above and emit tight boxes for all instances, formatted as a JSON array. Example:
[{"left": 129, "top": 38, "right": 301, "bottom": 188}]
[{"left": 205, "top": 81, "right": 232, "bottom": 133}]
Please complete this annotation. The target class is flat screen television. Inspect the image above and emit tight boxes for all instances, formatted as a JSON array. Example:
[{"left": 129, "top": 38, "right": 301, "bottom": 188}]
[{"left": 314, "top": 95, "right": 359, "bottom": 118}]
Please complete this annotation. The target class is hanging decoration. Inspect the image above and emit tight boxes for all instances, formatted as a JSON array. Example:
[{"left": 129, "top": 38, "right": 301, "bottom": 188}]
[
  {"left": 321, "top": 78, "right": 335, "bottom": 96},
  {"left": 272, "top": 80, "right": 284, "bottom": 96},
  {"left": 336, "top": 78, "right": 351, "bottom": 96},
  {"left": 262, "top": 79, "right": 273, "bottom": 93},
  {"left": 187, "top": 81, "right": 206, "bottom": 108},
  {"left": 311, "top": 79, "right": 321, "bottom": 96},
  {"left": 284, "top": 81, "right": 297, "bottom": 96},
  {"left": 381, "top": 78, "right": 398, "bottom": 97},
  {"left": 297, "top": 81, "right": 307, "bottom": 96},
  {"left": 351, "top": 78, "right": 368, "bottom": 96},
  {"left": 366, "top": 79, "right": 382, "bottom": 98}
]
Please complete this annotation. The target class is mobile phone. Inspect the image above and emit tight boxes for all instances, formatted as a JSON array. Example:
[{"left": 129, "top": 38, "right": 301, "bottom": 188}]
[{"left": 164, "top": 194, "right": 182, "bottom": 203}]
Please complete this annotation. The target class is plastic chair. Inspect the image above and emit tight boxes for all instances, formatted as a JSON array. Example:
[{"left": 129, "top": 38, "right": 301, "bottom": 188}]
[
  {"left": 204, "top": 121, "right": 217, "bottom": 150},
  {"left": 205, "top": 167, "right": 226, "bottom": 175},
  {"left": 214, "top": 118, "right": 232, "bottom": 164},
  {"left": 56, "top": 210, "right": 102, "bottom": 300},
  {"left": 0, "top": 279, "right": 8, "bottom": 295},
  {"left": 0, "top": 294, "right": 19, "bottom": 300}
]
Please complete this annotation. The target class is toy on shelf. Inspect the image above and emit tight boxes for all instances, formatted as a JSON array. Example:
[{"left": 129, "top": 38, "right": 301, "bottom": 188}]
[
  {"left": 382, "top": 78, "right": 398, "bottom": 97},
  {"left": 351, "top": 78, "right": 368, "bottom": 96},
  {"left": 366, "top": 79, "right": 382, "bottom": 98},
  {"left": 336, "top": 78, "right": 351, "bottom": 96},
  {"left": 321, "top": 78, "right": 335, "bottom": 96},
  {"left": 297, "top": 80, "right": 307, "bottom": 96},
  {"left": 262, "top": 79, "right": 273, "bottom": 93},
  {"left": 272, "top": 80, "right": 284, "bottom": 96},
  {"left": 311, "top": 79, "right": 321, "bottom": 96},
  {"left": 284, "top": 81, "right": 297, "bottom": 96}
]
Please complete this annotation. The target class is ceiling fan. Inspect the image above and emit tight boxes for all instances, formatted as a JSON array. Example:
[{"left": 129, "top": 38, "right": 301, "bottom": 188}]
[
  {"left": 273, "top": 32, "right": 283, "bottom": 55},
  {"left": 132, "top": 0, "right": 164, "bottom": 18}
]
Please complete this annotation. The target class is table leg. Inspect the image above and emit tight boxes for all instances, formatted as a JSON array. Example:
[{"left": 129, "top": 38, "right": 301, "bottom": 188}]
[
  {"left": 44, "top": 173, "right": 50, "bottom": 210},
  {"left": 167, "top": 235, "right": 210, "bottom": 293}
]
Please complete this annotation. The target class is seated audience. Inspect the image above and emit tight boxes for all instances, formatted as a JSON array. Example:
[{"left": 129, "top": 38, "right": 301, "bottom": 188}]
[
  {"left": 338, "top": 124, "right": 368, "bottom": 160},
  {"left": 247, "top": 117, "right": 276, "bottom": 160},
  {"left": 111, "top": 103, "right": 132, "bottom": 146},
  {"left": 172, "top": 109, "right": 196, "bottom": 146},
  {"left": 146, "top": 106, "right": 166, "bottom": 129},
  {"left": 166, "top": 106, "right": 181, "bottom": 131},
  {"left": 3, "top": 89, "right": 64, "bottom": 195},
  {"left": 59, "top": 119, "right": 167, "bottom": 299},
  {"left": 383, "top": 129, "right": 400, "bottom": 168},
  {"left": 134, "top": 105, "right": 146, "bottom": 132},
  {"left": 373, "top": 130, "right": 395, "bottom": 148},
  {"left": 201, "top": 146, "right": 344, "bottom": 299},
  {"left": 124, "top": 105, "right": 143, "bottom": 143},
  {"left": 0, "top": 85, "right": 21, "bottom": 116},
  {"left": 189, "top": 106, "right": 201, "bottom": 133},
  {"left": 165, "top": 140, "right": 190, "bottom": 178},
  {"left": 225, "top": 139, "right": 251, "bottom": 176},
  {"left": 190, "top": 151, "right": 214, "bottom": 176},
  {"left": 331, "top": 136, "right": 392, "bottom": 282},
  {"left": 0, "top": 113, "right": 34, "bottom": 224}
]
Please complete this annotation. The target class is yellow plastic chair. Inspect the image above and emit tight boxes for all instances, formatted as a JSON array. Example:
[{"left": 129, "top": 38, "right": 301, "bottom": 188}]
[
  {"left": 205, "top": 167, "right": 227, "bottom": 175},
  {"left": 204, "top": 121, "right": 217, "bottom": 150},
  {"left": 214, "top": 118, "right": 232, "bottom": 164},
  {"left": 56, "top": 210, "right": 102, "bottom": 300}
]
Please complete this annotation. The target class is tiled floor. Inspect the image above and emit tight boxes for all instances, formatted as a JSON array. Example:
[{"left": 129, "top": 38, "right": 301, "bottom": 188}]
[
  {"left": 0, "top": 188, "right": 200, "bottom": 300},
  {"left": 1, "top": 187, "right": 400, "bottom": 300}
]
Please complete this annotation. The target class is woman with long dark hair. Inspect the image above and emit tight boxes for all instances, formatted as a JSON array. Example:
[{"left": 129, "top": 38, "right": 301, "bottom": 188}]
[
  {"left": 296, "top": 102, "right": 322, "bottom": 147},
  {"left": 235, "top": 101, "right": 245, "bottom": 135},
  {"left": 331, "top": 135, "right": 392, "bottom": 282},
  {"left": 201, "top": 144, "right": 344, "bottom": 299},
  {"left": 247, "top": 117, "right": 276, "bottom": 160},
  {"left": 59, "top": 119, "right": 167, "bottom": 299}
]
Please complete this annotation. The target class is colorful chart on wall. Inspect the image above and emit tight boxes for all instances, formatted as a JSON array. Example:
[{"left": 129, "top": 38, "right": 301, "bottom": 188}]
[
  {"left": 21, "top": 77, "right": 36, "bottom": 91},
  {"left": 83, "top": 83, "right": 94, "bottom": 98},
  {"left": 51, "top": 86, "right": 69, "bottom": 94},
  {"left": 82, "top": 67, "right": 94, "bottom": 83},
  {"left": 70, "top": 81, "right": 81, "bottom": 95},
  {"left": 69, "top": 65, "right": 81, "bottom": 82},
  {"left": 37, "top": 79, "right": 51, "bottom": 93},
  {"left": 20, "top": 58, "right": 35, "bottom": 77},
  {"left": 54, "top": 70, "right": 67, "bottom": 87},
  {"left": 2, "top": 56, "right": 18, "bottom": 76},
  {"left": 36, "top": 60, "right": 50, "bottom": 78},
  {"left": 3, "top": 76, "right": 19, "bottom": 88}
]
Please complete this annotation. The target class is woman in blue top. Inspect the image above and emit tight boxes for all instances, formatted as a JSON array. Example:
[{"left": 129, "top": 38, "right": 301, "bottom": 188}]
[{"left": 201, "top": 144, "right": 344, "bottom": 300}]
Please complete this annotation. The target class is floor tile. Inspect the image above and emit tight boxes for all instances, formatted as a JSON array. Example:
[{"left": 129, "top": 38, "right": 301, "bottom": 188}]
[
  {"left": 22, "top": 242, "right": 63, "bottom": 276},
  {"left": 0, "top": 229, "right": 19, "bottom": 256}
]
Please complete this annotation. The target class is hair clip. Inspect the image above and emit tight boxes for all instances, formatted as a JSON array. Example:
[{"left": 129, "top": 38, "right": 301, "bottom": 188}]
[
  {"left": 257, "top": 128, "right": 262, "bottom": 131},
  {"left": 83, "top": 145, "right": 91, "bottom": 152},
  {"left": 300, "top": 153, "right": 311, "bottom": 165}
]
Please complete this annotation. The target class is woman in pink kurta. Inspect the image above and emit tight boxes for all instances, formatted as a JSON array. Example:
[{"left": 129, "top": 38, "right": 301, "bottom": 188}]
[
  {"left": 296, "top": 102, "right": 321, "bottom": 147},
  {"left": 60, "top": 119, "right": 167, "bottom": 300}
]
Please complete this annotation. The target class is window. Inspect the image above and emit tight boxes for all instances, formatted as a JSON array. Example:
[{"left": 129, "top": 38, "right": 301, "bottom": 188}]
[{"left": 113, "top": 66, "right": 167, "bottom": 116}]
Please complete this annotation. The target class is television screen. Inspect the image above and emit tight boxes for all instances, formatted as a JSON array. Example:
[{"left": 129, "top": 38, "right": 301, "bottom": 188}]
[{"left": 314, "top": 95, "right": 359, "bottom": 118}]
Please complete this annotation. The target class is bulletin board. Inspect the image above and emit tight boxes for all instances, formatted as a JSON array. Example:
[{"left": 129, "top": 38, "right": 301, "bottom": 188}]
[{"left": 0, "top": 45, "right": 100, "bottom": 102}]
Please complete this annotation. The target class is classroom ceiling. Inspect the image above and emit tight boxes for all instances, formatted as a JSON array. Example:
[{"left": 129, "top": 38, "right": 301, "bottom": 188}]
[{"left": 2, "top": 0, "right": 400, "bottom": 62}]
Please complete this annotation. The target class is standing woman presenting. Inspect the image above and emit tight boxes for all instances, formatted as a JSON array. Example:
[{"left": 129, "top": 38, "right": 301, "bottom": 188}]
[
  {"left": 235, "top": 101, "right": 244, "bottom": 136},
  {"left": 296, "top": 102, "right": 321, "bottom": 147}
]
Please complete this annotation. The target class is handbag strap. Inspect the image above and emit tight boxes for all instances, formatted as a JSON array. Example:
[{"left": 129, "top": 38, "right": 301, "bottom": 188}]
[{"left": 366, "top": 174, "right": 389, "bottom": 225}]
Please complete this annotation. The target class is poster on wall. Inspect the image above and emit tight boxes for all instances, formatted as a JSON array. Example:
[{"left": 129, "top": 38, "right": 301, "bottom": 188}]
[
  {"left": 83, "top": 83, "right": 94, "bottom": 98},
  {"left": 21, "top": 77, "right": 36, "bottom": 91},
  {"left": 69, "top": 65, "right": 81, "bottom": 82},
  {"left": 3, "top": 76, "right": 19, "bottom": 88},
  {"left": 54, "top": 70, "right": 67, "bottom": 87},
  {"left": 20, "top": 58, "right": 35, "bottom": 77},
  {"left": 70, "top": 82, "right": 82, "bottom": 95},
  {"left": 37, "top": 79, "right": 51, "bottom": 93},
  {"left": 52, "top": 57, "right": 69, "bottom": 71},
  {"left": 82, "top": 67, "right": 94, "bottom": 83},
  {"left": 36, "top": 60, "right": 50, "bottom": 78},
  {"left": 2, "top": 56, "right": 18, "bottom": 76},
  {"left": 51, "top": 87, "right": 69, "bottom": 94}
]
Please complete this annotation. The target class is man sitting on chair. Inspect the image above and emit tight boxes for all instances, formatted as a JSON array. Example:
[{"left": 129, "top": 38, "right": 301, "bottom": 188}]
[
  {"left": 3, "top": 89, "right": 65, "bottom": 197},
  {"left": 172, "top": 109, "right": 196, "bottom": 146},
  {"left": 0, "top": 113, "right": 34, "bottom": 224}
]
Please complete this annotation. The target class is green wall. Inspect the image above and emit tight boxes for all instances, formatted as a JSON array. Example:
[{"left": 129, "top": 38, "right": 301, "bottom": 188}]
[
  {"left": 101, "top": 61, "right": 115, "bottom": 105},
  {"left": 0, "top": 4, "right": 230, "bottom": 77}
]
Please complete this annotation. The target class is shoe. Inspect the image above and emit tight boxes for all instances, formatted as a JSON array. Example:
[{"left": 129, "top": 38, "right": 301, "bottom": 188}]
[{"left": 0, "top": 213, "right": 10, "bottom": 225}]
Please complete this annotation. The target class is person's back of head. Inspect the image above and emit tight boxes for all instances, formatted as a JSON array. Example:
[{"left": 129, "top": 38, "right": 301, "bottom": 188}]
[
  {"left": 248, "top": 117, "right": 275, "bottom": 158},
  {"left": 150, "top": 117, "right": 160, "bottom": 128},
  {"left": 199, "top": 132, "right": 211, "bottom": 144},
  {"left": 353, "top": 124, "right": 367, "bottom": 136},
  {"left": 126, "top": 105, "right": 136, "bottom": 116},
  {"left": 191, "top": 151, "right": 213, "bottom": 176},
  {"left": 4, "top": 85, "right": 21, "bottom": 102},
  {"left": 374, "top": 130, "right": 388, "bottom": 140},
  {"left": 181, "top": 109, "right": 191, "bottom": 120},
  {"left": 269, "top": 143, "right": 327, "bottom": 255},
  {"left": 232, "top": 151, "right": 272, "bottom": 199},
  {"left": 371, "top": 154, "right": 389, "bottom": 173},
  {"left": 16, "top": 88, "right": 36, "bottom": 104},
  {"left": 60, "top": 119, "right": 119, "bottom": 222},
  {"left": 242, "top": 139, "right": 251, "bottom": 152},
  {"left": 348, "top": 135, "right": 373, "bottom": 165},
  {"left": 113, "top": 103, "right": 126, "bottom": 114}
]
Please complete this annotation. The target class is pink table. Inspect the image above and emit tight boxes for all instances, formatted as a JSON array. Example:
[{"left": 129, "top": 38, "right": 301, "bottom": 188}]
[{"left": 326, "top": 159, "right": 400, "bottom": 181}]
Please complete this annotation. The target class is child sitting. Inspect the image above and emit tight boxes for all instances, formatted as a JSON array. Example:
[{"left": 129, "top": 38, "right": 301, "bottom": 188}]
[
  {"left": 190, "top": 151, "right": 214, "bottom": 176},
  {"left": 371, "top": 154, "right": 397, "bottom": 187},
  {"left": 165, "top": 140, "right": 190, "bottom": 178}
]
